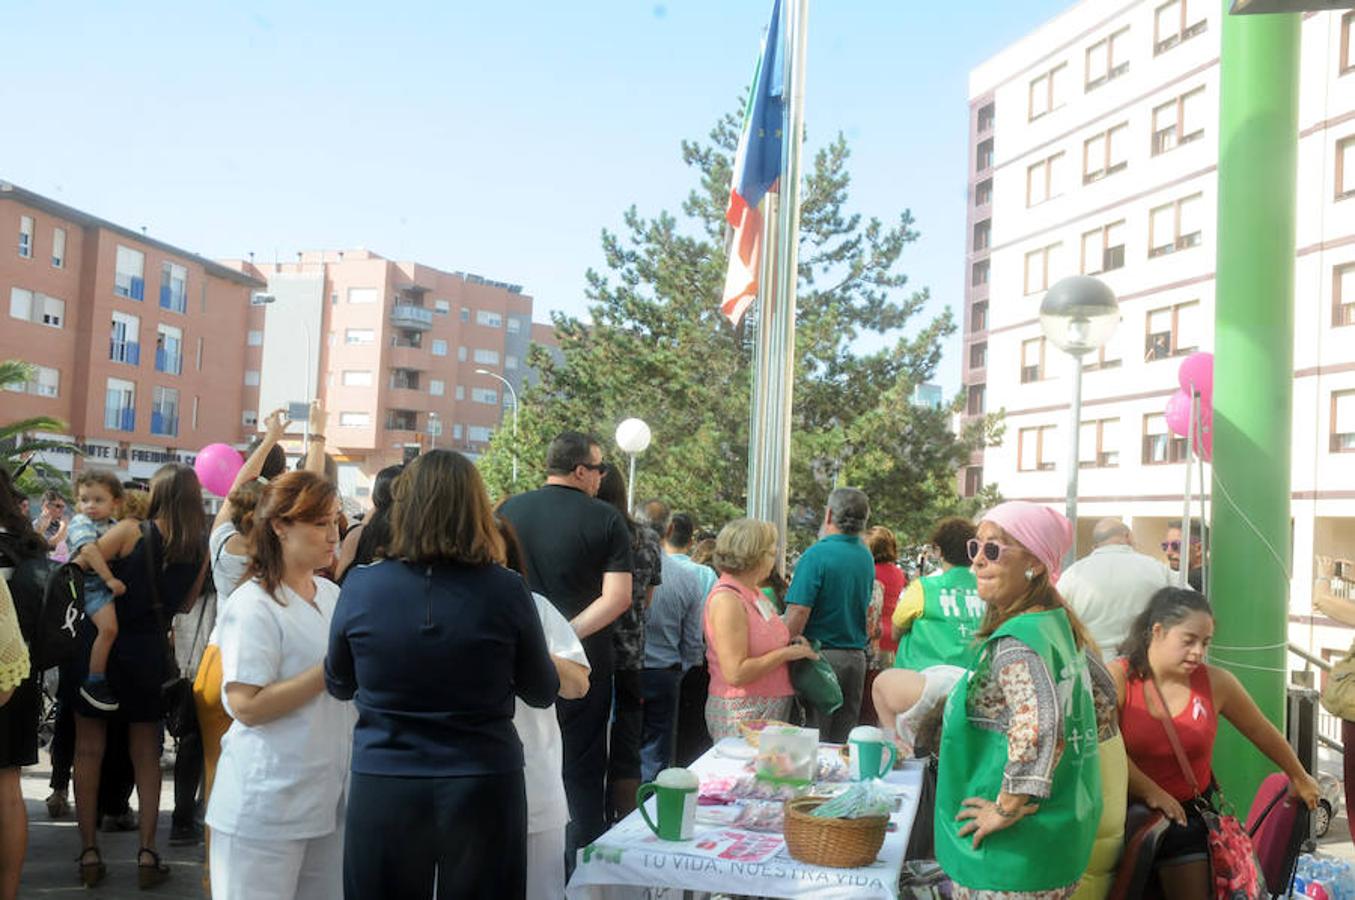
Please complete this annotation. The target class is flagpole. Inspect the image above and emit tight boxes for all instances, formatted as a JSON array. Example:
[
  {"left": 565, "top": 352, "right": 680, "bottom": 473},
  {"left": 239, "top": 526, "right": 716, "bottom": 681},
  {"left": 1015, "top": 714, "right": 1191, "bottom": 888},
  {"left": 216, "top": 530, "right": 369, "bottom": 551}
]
[
  {"left": 747, "top": 192, "right": 779, "bottom": 526},
  {"left": 749, "top": 0, "right": 807, "bottom": 573}
]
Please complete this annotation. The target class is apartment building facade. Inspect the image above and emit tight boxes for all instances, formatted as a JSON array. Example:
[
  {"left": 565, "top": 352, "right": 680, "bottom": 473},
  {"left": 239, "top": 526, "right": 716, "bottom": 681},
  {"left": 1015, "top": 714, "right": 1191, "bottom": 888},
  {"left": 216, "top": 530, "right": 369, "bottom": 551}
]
[
  {"left": 1, "top": 182, "right": 264, "bottom": 485},
  {"left": 961, "top": 1, "right": 1355, "bottom": 671},
  {"left": 231, "top": 251, "right": 548, "bottom": 499}
]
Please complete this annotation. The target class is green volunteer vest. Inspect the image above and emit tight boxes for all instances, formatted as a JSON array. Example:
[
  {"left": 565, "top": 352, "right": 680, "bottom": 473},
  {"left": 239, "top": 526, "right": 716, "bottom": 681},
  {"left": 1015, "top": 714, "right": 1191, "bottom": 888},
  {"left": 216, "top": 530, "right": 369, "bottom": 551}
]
[
  {"left": 934, "top": 609, "right": 1102, "bottom": 893},
  {"left": 894, "top": 567, "right": 982, "bottom": 671}
]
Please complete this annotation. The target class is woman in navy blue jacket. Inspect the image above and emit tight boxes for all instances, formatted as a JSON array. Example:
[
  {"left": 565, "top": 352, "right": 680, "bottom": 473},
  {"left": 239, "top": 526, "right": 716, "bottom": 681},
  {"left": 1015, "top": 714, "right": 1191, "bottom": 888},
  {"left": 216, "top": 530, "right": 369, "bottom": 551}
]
[{"left": 326, "top": 450, "right": 558, "bottom": 900}]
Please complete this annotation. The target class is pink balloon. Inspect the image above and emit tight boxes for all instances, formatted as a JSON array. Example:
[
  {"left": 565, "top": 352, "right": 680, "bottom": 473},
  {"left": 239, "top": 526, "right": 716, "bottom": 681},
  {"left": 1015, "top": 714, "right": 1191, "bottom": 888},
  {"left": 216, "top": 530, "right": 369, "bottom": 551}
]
[
  {"left": 1164, "top": 390, "right": 1193, "bottom": 437},
  {"left": 1306, "top": 881, "right": 1330, "bottom": 900},
  {"left": 1177, "top": 352, "right": 1214, "bottom": 401},
  {"left": 194, "top": 443, "right": 244, "bottom": 498}
]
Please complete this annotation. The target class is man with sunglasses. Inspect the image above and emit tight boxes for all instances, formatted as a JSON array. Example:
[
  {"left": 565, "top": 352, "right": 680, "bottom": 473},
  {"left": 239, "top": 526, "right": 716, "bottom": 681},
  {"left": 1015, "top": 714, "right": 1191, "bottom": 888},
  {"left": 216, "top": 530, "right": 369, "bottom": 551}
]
[
  {"left": 1162, "top": 518, "right": 1207, "bottom": 593},
  {"left": 499, "top": 430, "right": 635, "bottom": 869},
  {"left": 1058, "top": 518, "right": 1174, "bottom": 662}
]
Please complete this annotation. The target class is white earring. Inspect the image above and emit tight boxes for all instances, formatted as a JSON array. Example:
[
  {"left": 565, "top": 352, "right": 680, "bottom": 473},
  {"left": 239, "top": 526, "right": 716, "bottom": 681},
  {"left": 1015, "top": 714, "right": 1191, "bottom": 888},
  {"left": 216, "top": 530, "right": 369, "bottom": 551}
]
[{"left": 1024, "top": 568, "right": 1034, "bottom": 581}]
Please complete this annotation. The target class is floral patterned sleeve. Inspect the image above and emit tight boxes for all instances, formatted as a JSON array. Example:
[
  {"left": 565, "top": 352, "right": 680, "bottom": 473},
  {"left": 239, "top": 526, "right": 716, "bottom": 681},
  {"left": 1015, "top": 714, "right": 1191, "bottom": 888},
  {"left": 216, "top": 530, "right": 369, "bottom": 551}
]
[{"left": 990, "top": 637, "right": 1060, "bottom": 799}]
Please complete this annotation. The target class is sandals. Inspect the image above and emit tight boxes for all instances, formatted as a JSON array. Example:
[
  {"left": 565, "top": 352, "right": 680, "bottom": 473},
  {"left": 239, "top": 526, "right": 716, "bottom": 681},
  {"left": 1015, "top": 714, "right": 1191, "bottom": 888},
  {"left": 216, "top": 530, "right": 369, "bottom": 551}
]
[
  {"left": 78, "top": 846, "right": 106, "bottom": 888},
  {"left": 138, "top": 847, "right": 170, "bottom": 890}
]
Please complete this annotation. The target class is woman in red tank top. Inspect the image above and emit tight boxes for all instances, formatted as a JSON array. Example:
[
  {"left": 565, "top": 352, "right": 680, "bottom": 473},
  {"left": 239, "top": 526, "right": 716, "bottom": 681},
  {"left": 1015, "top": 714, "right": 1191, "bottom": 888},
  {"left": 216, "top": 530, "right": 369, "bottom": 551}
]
[{"left": 1111, "top": 587, "right": 1319, "bottom": 899}]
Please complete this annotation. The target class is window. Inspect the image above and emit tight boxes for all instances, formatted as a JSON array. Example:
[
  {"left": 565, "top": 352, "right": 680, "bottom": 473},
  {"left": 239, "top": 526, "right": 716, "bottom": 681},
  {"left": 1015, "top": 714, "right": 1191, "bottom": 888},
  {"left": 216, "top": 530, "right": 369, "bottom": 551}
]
[
  {"left": 476, "top": 310, "right": 503, "bottom": 328},
  {"left": 52, "top": 227, "right": 66, "bottom": 268},
  {"left": 1143, "top": 413, "right": 1187, "bottom": 464},
  {"left": 468, "top": 426, "right": 493, "bottom": 443},
  {"left": 975, "top": 178, "right": 993, "bottom": 207},
  {"left": 1333, "top": 390, "right": 1355, "bottom": 452},
  {"left": 1145, "top": 301, "right": 1201, "bottom": 360},
  {"left": 1334, "top": 263, "right": 1355, "bottom": 327},
  {"left": 1083, "top": 336, "right": 1123, "bottom": 372},
  {"left": 429, "top": 378, "right": 445, "bottom": 396},
  {"left": 105, "top": 378, "right": 136, "bottom": 432},
  {"left": 1343, "top": 12, "right": 1355, "bottom": 75},
  {"left": 964, "top": 466, "right": 984, "bottom": 498},
  {"left": 460, "top": 307, "right": 470, "bottom": 322},
  {"left": 1338, "top": 136, "right": 1355, "bottom": 200},
  {"left": 967, "top": 384, "right": 986, "bottom": 416},
  {"left": 242, "top": 410, "right": 258, "bottom": 427},
  {"left": 244, "top": 370, "right": 260, "bottom": 386},
  {"left": 8, "top": 288, "right": 30, "bottom": 322},
  {"left": 247, "top": 329, "right": 263, "bottom": 346},
  {"left": 1152, "top": 87, "right": 1206, "bottom": 155},
  {"left": 505, "top": 355, "right": 519, "bottom": 370},
  {"left": 471, "top": 387, "right": 498, "bottom": 405},
  {"left": 457, "top": 345, "right": 468, "bottom": 362},
  {"left": 160, "top": 262, "right": 187, "bottom": 312},
  {"left": 1028, "top": 64, "right": 1067, "bottom": 121},
  {"left": 5, "top": 365, "right": 60, "bottom": 398},
  {"left": 1081, "top": 220, "right": 1127, "bottom": 274},
  {"left": 155, "top": 324, "right": 183, "bottom": 375},
  {"left": 390, "top": 369, "right": 420, "bottom": 390},
  {"left": 342, "top": 370, "right": 373, "bottom": 387},
  {"left": 192, "top": 395, "right": 199, "bottom": 430},
  {"left": 114, "top": 246, "right": 145, "bottom": 300},
  {"left": 1023, "top": 242, "right": 1062, "bottom": 295},
  {"left": 1154, "top": 0, "right": 1206, "bottom": 55},
  {"left": 345, "top": 328, "right": 375, "bottom": 345},
  {"left": 973, "top": 220, "right": 991, "bottom": 251},
  {"left": 196, "top": 336, "right": 204, "bottom": 370},
  {"left": 1026, "top": 152, "right": 1064, "bottom": 207},
  {"left": 18, "top": 216, "right": 33, "bottom": 259},
  {"left": 151, "top": 386, "right": 179, "bottom": 436},
  {"left": 971, "top": 301, "right": 988, "bottom": 333},
  {"left": 455, "top": 385, "right": 465, "bottom": 400},
  {"left": 432, "top": 339, "right": 448, "bottom": 356},
  {"left": 969, "top": 342, "right": 988, "bottom": 369},
  {"left": 977, "top": 102, "right": 995, "bottom": 133},
  {"left": 386, "top": 410, "right": 418, "bottom": 431},
  {"left": 453, "top": 423, "right": 464, "bottom": 440},
  {"left": 507, "top": 317, "right": 523, "bottom": 334},
  {"left": 1018, "top": 425, "right": 1058, "bottom": 472},
  {"left": 348, "top": 287, "right": 378, "bottom": 304},
  {"left": 1148, "top": 194, "right": 1204, "bottom": 258},
  {"left": 1020, "top": 337, "right": 1047, "bottom": 383},
  {"left": 8, "top": 287, "right": 64, "bottom": 328},
  {"left": 1080, "top": 418, "right": 1121, "bottom": 468},
  {"left": 1086, "top": 28, "right": 1130, "bottom": 89},
  {"left": 340, "top": 412, "right": 371, "bottom": 428},
  {"left": 976, "top": 138, "right": 994, "bottom": 173},
  {"left": 110, "top": 311, "right": 140, "bottom": 365},
  {"left": 1083, "top": 123, "right": 1129, "bottom": 184},
  {"left": 971, "top": 259, "right": 990, "bottom": 287},
  {"left": 473, "top": 348, "right": 499, "bottom": 365},
  {"left": 434, "top": 299, "right": 450, "bottom": 315}
]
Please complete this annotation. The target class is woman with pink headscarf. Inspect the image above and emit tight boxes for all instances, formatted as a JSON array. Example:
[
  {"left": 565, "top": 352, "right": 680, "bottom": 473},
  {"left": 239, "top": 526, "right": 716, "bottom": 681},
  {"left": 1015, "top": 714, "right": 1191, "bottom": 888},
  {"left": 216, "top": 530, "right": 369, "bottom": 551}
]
[{"left": 933, "top": 502, "right": 1120, "bottom": 899}]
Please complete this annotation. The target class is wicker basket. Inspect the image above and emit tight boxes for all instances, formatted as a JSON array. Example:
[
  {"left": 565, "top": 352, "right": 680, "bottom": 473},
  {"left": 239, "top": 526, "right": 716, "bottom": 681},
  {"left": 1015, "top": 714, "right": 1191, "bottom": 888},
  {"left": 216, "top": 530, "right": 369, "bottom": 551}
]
[
  {"left": 783, "top": 796, "right": 888, "bottom": 868},
  {"left": 737, "top": 718, "right": 792, "bottom": 748}
]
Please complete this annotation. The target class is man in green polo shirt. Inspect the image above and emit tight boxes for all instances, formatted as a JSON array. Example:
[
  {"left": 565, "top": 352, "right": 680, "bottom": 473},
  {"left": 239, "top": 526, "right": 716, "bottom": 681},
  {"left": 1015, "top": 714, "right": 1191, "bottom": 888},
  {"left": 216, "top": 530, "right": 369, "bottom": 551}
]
[{"left": 784, "top": 487, "right": 876, "bottom": 743}]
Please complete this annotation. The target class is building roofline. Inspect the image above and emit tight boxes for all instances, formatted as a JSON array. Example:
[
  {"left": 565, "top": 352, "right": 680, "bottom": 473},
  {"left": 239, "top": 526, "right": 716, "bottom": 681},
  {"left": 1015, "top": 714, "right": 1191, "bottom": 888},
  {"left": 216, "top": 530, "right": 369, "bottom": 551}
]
[{"left": 0, "top": 180, "right": 266, "bottom": 288}]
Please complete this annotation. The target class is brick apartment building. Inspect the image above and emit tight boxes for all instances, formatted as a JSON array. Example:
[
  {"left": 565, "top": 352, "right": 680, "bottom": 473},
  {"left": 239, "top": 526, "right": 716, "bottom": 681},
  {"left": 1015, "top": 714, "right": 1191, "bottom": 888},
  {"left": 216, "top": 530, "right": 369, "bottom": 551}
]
[{"left": 1, "top": 181, "right": 264, "bottom": 485}]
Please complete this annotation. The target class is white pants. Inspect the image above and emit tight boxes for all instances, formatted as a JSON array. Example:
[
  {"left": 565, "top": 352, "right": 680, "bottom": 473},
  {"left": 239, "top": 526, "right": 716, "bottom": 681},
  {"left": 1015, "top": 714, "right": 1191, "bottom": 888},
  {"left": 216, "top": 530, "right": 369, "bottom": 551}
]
[
  {"left": 526, "top": 826, "right": 566, "bottom": 900},
  {"left": 209, "top": 827, "right": 343, "bottom": 900}
]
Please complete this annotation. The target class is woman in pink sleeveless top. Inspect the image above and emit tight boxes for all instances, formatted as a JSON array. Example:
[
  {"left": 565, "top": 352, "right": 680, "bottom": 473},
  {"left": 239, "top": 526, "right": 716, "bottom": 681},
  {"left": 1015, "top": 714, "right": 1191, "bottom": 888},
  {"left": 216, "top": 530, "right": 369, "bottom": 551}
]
[{"left": 704, "top": 519, "right": 817, "bottom": 740}]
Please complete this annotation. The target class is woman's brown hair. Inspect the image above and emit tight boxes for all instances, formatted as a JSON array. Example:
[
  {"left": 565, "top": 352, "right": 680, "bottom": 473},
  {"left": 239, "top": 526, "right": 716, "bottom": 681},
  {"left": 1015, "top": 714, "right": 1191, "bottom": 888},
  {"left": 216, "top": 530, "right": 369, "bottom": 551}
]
[
  {"left": 865, "top": 526, "right": 898, "bottom": 564},
  {"left": 227, "top": 480, "right": 265, "bottom": 537},
  {"left": 247, "top": 471, "right": 337, "bottom": 603},
  {"left": 974, "top": 523, "right": 1097, "bottom": 654},
  {"left": 385, "top": 450, "right": 503, "bottom": 566},
  {"left": 146, "top": 464, "right": 206, "bottom": 565}
]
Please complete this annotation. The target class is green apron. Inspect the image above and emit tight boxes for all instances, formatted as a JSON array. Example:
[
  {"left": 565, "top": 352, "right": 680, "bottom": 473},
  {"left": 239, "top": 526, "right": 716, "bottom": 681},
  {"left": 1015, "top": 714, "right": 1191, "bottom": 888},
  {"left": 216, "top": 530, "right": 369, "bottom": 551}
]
[
  {"left": 934, "top": 609, "right": 1102, "bottom": 892},
  {"left": 894, "top": 567, "right": 982, "bottom": 670}
]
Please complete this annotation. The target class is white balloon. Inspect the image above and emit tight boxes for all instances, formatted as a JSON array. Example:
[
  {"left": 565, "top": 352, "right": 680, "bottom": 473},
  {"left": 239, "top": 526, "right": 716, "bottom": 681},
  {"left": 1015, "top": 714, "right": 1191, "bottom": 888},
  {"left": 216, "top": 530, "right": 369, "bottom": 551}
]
[{"left": 615, "top": 417, "right": 652, "bottom": 454}]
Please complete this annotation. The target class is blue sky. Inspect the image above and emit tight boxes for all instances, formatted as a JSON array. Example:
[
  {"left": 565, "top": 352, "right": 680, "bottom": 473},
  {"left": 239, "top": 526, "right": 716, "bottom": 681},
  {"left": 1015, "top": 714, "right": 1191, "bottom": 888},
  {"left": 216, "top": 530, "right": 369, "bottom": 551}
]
[{"left": 1, "top": 1, "right": 1070, "bottom": 394}]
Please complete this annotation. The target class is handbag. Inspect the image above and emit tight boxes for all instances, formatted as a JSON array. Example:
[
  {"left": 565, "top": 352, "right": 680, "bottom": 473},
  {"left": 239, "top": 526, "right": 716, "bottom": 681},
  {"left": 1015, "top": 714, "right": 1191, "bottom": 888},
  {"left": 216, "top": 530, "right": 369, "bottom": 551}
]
[
  {"left": 1321, "top": 638, "right": 1355, "bottom": 720},
  {"left": 141, "top": 522, "right": 202, "bottom": 738},
  {"left": 789, "top": 638, "right": 843, "bottom": 718},
  {"left": 1150, "top": 678, "right": 1266, "bottom": 900}
]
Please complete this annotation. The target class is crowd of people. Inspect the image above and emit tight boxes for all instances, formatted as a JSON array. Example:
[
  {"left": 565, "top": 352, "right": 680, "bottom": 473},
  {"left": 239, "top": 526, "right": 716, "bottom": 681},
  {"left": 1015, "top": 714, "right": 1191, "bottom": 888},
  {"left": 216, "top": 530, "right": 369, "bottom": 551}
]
[{"left": 0, "top": 416, "right": 1334, "bottom": 898}]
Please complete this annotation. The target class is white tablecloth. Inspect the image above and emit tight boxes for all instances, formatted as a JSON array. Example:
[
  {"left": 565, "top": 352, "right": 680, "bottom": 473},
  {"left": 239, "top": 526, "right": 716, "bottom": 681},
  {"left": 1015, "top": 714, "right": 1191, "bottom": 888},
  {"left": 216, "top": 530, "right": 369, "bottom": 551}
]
[{"left": 566, "top": 742, "right": 925, "bottom": 900}]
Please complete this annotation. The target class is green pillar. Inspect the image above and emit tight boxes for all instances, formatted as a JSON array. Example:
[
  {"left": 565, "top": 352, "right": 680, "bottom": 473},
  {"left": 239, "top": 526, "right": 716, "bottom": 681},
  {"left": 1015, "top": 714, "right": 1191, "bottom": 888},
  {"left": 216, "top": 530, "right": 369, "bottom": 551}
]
[{"left": 1209, "top": 3, "right": 1300, "bottom": 802}]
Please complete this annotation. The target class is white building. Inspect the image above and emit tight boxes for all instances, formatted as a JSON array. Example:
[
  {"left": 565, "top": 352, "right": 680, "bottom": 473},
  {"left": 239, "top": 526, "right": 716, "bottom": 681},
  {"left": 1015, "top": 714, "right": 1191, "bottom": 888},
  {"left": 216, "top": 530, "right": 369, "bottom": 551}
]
[{"left": 960, "top": 1, "right": 1355, "bottom": 685}]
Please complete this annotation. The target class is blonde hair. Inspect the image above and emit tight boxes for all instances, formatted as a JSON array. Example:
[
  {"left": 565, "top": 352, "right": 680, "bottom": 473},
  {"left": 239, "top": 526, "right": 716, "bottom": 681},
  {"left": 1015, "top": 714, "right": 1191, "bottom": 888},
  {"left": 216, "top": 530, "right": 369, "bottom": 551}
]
[
  {"left": 712, "top": 519, "right": 778, "bottom": 575},
  {"left": 119, "top": 490, "right": 150, "bottom": 521}
]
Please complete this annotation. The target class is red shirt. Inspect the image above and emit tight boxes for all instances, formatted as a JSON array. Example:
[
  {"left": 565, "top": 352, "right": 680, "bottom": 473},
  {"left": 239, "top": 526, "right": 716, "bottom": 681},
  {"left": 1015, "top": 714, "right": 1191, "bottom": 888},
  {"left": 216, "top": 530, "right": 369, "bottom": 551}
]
[
  {"left": 874, "top": 562, "right": 907, "bottom": 655},
  {"left": 1119, "top": 660, "right": 1217, "bottom": 802}
]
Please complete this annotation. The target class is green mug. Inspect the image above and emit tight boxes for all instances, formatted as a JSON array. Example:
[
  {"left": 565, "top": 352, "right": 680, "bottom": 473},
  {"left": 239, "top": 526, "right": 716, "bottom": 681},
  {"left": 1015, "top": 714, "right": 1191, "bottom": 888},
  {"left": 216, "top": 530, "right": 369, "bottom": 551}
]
[
  {"left": 636, "top": 767, "right": 698, "bottom": 841},
  {"left": 848, "top": 725, "right": 897, "bottom": 781}
]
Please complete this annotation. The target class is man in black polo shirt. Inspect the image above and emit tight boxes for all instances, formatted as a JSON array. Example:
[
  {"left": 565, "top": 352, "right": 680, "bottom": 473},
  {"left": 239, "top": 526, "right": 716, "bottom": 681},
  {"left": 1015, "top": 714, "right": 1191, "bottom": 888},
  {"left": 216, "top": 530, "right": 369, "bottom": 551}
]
[{"left": 499, "top": 431, "right": 634, "bottom": 862}]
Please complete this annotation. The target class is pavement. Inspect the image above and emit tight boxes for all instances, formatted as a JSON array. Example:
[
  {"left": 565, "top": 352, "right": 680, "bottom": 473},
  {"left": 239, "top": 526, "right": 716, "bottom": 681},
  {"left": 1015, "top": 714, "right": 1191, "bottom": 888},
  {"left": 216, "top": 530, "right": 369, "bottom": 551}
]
[{"left": 20, "top": 750, "right": 205, "bottom": 899}]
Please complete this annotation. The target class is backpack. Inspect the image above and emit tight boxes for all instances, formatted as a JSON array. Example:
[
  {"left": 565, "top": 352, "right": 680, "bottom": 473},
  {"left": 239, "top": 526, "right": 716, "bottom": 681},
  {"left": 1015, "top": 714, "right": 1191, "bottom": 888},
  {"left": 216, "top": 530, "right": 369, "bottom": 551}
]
[{"left": 0, "top": 535, "right": 85, "bottom": 671}]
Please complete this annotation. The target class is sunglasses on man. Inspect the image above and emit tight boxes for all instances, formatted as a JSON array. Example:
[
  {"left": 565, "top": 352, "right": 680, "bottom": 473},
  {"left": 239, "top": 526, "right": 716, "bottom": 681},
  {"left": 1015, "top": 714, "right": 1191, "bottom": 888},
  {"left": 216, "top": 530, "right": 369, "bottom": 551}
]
[
  {"left": 1160, "top": 539, "right": 1201, "bottom": 553},
  {"left": 579, "top": 462, "right": 609, "bottom": 474}
]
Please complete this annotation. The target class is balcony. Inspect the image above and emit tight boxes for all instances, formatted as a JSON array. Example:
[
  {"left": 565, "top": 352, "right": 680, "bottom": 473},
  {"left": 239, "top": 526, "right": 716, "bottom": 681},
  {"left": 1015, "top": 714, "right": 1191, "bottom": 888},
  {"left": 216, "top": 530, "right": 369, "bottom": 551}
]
[
  {"left": 385, "top": 410, "right": 419, "bottom": 431},
  {"left": 151, "top": 412, "right": 179, "bottom": 436},
  {"left": 105, "top": 407, "right": 135, "bottom": 432},
  {"left": 391, "top": 304, "right": 433, "bottom": 331},
  {"left": 155, "top": 348, "right": 182, "bottom": 375},
  {"left": 159, "top": 283, "right": 187, "bottom": 313},
  {"left": 110, "top": 340, "right": 140, "bottom": 366}
]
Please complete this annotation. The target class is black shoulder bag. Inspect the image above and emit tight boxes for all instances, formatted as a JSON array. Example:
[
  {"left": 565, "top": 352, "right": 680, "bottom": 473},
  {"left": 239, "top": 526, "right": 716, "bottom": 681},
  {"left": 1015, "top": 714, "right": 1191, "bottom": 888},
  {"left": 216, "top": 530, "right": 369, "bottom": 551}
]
[{"left": 141, "top": 522, "right": 198, "bottom": 738}]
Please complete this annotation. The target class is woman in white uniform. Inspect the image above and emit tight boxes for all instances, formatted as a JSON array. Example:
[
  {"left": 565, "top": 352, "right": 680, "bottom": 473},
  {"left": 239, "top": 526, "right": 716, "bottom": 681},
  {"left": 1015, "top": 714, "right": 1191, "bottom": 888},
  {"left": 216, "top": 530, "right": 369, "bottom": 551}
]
[{"left": 206, "top": 470, "right": 354, "bottom": 900}]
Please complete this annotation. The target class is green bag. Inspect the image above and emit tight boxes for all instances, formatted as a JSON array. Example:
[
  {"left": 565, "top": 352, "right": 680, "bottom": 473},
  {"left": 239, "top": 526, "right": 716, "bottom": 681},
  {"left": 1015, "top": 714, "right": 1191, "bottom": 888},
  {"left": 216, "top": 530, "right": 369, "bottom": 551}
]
[{"left": 790, "top": 639, "right": 843, "bottom": 717}]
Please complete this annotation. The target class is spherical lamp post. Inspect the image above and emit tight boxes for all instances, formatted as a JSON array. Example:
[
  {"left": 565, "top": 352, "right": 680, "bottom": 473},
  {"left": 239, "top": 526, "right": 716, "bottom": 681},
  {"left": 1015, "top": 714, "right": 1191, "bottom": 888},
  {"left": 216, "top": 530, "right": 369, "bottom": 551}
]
[
  {"left": 1039, "top": 275, "right": 1120, "bottom": 566},
  {"left": 615, "top": 418, "right": 652, "bottom": 514}
]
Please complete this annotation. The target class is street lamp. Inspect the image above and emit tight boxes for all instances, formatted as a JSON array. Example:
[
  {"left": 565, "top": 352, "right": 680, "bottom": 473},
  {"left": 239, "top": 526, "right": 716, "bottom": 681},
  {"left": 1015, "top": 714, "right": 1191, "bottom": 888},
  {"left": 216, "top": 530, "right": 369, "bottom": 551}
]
[
  {"left": 615, "top": 418, "right": 651, "bottom": 514},
  {"left": 474, "top": 368, "right": 518, "bottom": 486},
  {"left": 1038, "top": 275, "right": 1120, "bottom": 566}
]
